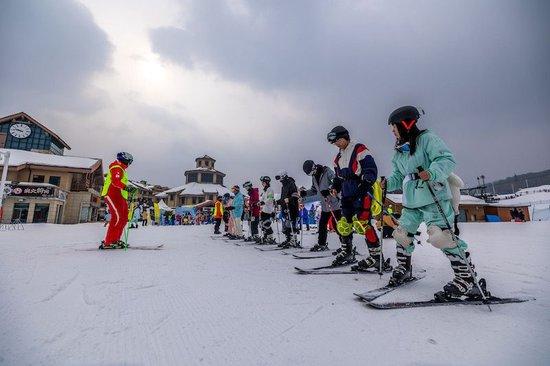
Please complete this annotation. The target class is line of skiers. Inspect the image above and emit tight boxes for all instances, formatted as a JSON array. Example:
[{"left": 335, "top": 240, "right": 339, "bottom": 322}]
[
  {"left": 212, "top": 105, "right": 487, "bottom": 300},
  {"left": 101, "top": 104, "right": 487, "bottom": 300}
]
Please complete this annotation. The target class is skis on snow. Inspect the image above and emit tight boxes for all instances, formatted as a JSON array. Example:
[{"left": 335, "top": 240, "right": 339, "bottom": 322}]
[
  {"left": 294, "top": 259, "right": 360, "bottom": 274},
  {"left": 353, "top": 272, "right": 427, "bottom": 301},
  {"left": 77, "top": 244, "right": 164, "bottom": 251},
  {"left": 366, "top": 296, "right": 535, "bottom": 309}
]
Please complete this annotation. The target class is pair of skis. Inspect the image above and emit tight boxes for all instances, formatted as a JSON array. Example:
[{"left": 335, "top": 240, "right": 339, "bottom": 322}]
[
  {"left": 77, "top": 244, "right": 164, "bottom": 251},
  {"left": 353, "top": 272, "right": 534, "bottom": 309}
]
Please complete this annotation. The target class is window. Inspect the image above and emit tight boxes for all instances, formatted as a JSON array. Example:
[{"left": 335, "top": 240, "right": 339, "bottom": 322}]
[
  {"left": 12, "top": 203, "right": 29, "bottom": 222},
  {"left": 187, "top": 173, "right": 198, "bottom": 183},
  {"left": 33, "top": 204, "right": 50, "bottom": 223},
  {"left": 32, "top": 175, "right": 45, "bottom": 183},
  {"left": 201, "top": 173, "right": 213, "bottom": 183},
  {"left": 48, "top": 176, "right": 61, "bottom": 186}
]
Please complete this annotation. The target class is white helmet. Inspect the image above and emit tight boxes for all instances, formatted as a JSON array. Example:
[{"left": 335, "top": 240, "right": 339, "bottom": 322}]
[{"left": 275, "top": 170, "right": 288, "bottom": 181}]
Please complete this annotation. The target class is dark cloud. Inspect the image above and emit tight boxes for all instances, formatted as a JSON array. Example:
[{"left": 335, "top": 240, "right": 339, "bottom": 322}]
[
  {"left": 151, "top": 0, "right": 550, "bottom": 187},
  {"left": 0, "top": 0, "right": 112, "bottom": 113}
]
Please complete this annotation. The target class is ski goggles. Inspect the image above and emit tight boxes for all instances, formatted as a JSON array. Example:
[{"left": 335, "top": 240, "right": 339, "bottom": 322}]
[{"left": 327, "top": 132, "right": 338, "bottom": 143}]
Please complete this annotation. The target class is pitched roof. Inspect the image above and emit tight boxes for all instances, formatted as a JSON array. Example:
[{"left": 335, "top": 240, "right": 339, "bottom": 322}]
[
  {"left": 0, "top": 148, "right": 101, "bottom": 170},
  {"left": 195, "top": 155, "right": 215, "bottom": 162},
  {"left": 155, "top": 182, "right": 231, "bottom": 198},
  {"left": 0, "top": 112, "right": 71, "bottom": 149}
]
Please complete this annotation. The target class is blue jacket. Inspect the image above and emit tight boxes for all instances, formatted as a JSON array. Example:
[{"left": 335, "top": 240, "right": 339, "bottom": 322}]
[{"left": 232, "top": 192, "right": 244, "bottom": 218}]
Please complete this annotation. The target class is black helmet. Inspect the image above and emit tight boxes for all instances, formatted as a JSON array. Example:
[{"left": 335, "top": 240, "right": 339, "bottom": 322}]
[
  {"left": 327, "top": 125, "right": 349, "bottom": 143},
  {"left": 260, "top": 176, "right": 271, "bottom": 183},
  {"left": 117, "top": 152, "right": 133, "bottom": 165},
  {"left": 388, "top": 106, "right": 421, "bottom": 130},
  {"left": 303, "top": 160, "right": 316, "bottom": 176},
  {"left": 243, "top": 181, "right": 253, "bottom": 190},
  {"left": 231, "top": 185, "right": 240, "bottom": 191}
]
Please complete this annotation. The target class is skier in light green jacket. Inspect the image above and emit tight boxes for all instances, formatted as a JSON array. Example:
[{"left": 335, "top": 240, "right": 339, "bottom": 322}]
[{"left": 382, "top": 106, "right": 485, "bottom": 299}]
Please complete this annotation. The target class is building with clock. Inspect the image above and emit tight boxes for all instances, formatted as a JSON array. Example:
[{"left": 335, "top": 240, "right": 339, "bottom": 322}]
[
  {"left": 0, "top": 112, "right": 104, "bottom": 224},
  {"left": 0, "top": 112, "right": 69, "bottom": 154}
]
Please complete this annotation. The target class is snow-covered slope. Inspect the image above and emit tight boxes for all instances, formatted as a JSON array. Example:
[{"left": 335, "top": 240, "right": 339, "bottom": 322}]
[{"left": 0, "top": 222, "right": 548, "bottom": 365}]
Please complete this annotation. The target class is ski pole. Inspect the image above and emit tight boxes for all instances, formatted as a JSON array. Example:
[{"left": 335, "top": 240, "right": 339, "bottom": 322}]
[
  {"left": 123, "top": 190, "right": 136, "bottom": 249},
  {"left": 378, "top": 176, "right": 387, "bottom": 276},
  {"left": 275, "top": 208, "right": 281, "bottom": 244},
  {"left": 417, "top": 167, "right": 491, "bottom": 310}
]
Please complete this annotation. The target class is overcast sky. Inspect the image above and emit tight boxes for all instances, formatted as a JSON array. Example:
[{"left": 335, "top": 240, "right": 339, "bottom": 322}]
[{"left": 1, "top": 0, "right": 549, "bottom": 190}]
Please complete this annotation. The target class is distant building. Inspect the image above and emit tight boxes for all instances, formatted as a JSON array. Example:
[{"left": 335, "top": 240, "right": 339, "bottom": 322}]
[
  {"left": 156, "top": 155, "right": 230, "bottom": 207},
  {"left": 0, "top": 112, "right": 103, "bottom": 224}
]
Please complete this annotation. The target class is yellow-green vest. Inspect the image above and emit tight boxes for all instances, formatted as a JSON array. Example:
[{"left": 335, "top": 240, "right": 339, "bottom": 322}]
[{"left": 101, "top": 165, "right": 129, "bottom": 199}]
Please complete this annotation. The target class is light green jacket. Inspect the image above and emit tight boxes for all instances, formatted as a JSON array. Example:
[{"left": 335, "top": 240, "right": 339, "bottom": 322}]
[{"left": 386, "top": 130, "right": 456, "bottom": 209}]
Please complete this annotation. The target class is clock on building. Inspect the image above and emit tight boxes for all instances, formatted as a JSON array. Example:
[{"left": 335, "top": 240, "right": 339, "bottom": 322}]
[{"left": 9, "top": 123, "right": 32, "bottom": 139}]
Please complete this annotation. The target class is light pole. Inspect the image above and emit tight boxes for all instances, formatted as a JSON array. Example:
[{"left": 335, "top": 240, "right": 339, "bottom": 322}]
[{"left": 0, "top": 151, "right": 11, "bottom": 221}]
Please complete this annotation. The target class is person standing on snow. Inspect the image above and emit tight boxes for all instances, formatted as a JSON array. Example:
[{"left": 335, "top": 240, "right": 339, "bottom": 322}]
[
  {"left": 328, "top": 126, "right": 390, "bottom": 271},
  {"left": 100, "top": 152, "right": 134, "bottom": 249},
  {"left": 213, "top": 196, "right": 224, "bottom": 234},
  {"left": 276, "top": 170, "right": 300, "bottom": 248},
  {"left": 228, "top": 185, "right": 244, "bottom": 240},
  {"left": 300, "top": 160, "right": 343, "bottom": 252},
  {"left": 258, "top": 176, "right": 276, "bottom": 244},
  {"left": 243, "top": 181, "right": 261, "bottom": 242},
  {"left": 382, "top": 105, "right": 486, "bottom": 299}
]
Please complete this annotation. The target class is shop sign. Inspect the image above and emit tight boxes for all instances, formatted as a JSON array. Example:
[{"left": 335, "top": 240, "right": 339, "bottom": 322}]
[{"left": 8, "top": 184, "right": 54, "bottom": 197}]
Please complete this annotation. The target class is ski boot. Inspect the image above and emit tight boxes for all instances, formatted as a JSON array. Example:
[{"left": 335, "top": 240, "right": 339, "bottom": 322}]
[
  {"left": 278, "top": 238, "right": 290, "bottom": 248},
  {"left": 244, "top": 236, "right": 254, "bottom": 242},
  {"left": 310, "top": 243, "right": 329, "bottom": 252},
  {"left": 351, "top": 256, "right": 392, "bottom": 272},
  {"left": 290, "top": 235, "right": 301, "bottom": 248},
  {"left": 99, "top": 240, "right": 115, "bottom": 250},
  {"left": 388, "top": 244, "right": 412, "bottom": 285},
  {"left": 263, "top": 235, "right": 276, "bottom": 245},
  {"left": 331, "top": 241, "right": 356, "bottom": 266},
  {"left": 435, "top": 251, "right": 481, "bottom": 300}
]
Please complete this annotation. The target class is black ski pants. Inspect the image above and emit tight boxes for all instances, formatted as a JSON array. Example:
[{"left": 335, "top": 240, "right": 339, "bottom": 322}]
[
  {"left": 260, "top": 212, "right": 273, "bottom": 236},
  {"left": 317, "top": 209, "right": 342, "bottom": 245}
]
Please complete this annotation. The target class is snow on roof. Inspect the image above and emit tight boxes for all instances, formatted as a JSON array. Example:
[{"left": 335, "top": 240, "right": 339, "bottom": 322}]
[
  {"left": 459, "top": 195, "right": 486, "bottom": 205},
  {"left": 156, "top": 182, "right": 231, "bottom": 198},
  {"left": 128, "top": 180, "right": 153, "bottom": 191},
  {"left": 180, "top": 182, "right": 231, "bottom": 196},
  {"left": 1, "top": 148, "right": 100, "bottom": 170},
  {"left": 5, "top": 181, "right": 58, "bottom": 188}
]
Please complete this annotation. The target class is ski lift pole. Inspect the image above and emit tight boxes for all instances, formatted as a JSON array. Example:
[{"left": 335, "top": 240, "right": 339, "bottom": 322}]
[{"left": 416, "top": 167, "right": 491, "bottom": 311}]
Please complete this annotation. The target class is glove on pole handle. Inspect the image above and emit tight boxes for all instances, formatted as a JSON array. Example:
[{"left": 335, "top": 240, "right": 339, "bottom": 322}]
[{"left": 416, "top": 167, "right": 491, "bottom": 309}]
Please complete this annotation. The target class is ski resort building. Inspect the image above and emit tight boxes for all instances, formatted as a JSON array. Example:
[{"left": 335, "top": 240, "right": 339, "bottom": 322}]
[
  {"left": 0, "top": 112, "right": 103, "bottom": 224},
  {"left": 156, "top": 155, "right": 230, "bottom": 208}
]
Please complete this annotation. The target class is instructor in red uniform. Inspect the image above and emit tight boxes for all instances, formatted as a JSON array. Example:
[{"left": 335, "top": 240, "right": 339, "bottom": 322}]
[{"left": 100, "top": 152, "right": 133, "bottom": 249}]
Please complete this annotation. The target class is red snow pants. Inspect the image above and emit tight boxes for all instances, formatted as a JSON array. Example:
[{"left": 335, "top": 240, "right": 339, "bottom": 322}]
[{"left": 103, "top": 188, "right": 128, "bottom": 245}]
